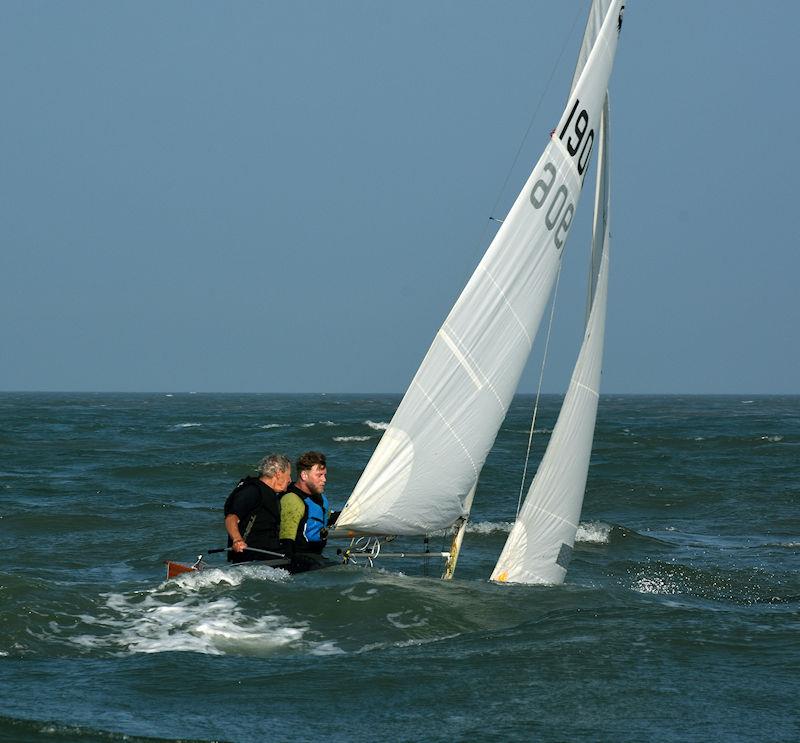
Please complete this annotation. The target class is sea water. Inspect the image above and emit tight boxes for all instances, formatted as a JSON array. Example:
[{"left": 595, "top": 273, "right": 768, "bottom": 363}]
[{"left": 0, "top": 393, "right": 797, "bottom": 742}]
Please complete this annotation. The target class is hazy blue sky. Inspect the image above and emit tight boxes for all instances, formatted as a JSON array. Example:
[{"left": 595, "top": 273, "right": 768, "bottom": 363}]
[{"left": 2, "top": 1, "right": 797, "bottom": 394}]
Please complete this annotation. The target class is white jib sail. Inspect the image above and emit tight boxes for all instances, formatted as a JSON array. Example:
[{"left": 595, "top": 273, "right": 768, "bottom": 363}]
[
  {"left": 491, "top": 95, "right": 612, "bottom": 585},
  {"left": 335, "top": 1, "right": 625, "bottom": 537}
]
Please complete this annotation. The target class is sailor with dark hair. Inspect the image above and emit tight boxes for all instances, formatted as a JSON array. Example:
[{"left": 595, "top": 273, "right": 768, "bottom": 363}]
[
  {"left": 223, "top": 453, "right": 292, "bottom": 564},
  {"left": 279, "top": 451, "right": 336, "bottom": 571}
]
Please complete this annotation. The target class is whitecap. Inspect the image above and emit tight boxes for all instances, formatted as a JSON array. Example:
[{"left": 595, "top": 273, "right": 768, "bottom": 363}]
[
  {"left": 576, "top": 521, "right": 613, "bottom": 544},
  {"left": 70, "top": 566, "right": 302, "bottom": 657},
  {"left": 259, "top": 423, "right": 288, "bottom": 429},
  {"left": 466, "top": 521, "right": 514, "bottom": 534},
  {"left": 760, "top": 435, "right": 783, "bottom": 443},
  {"left": 631, "top": 574, "right": 680, "bottom": 595},
  {"left": 356, "top": 633, "right": 461, "bottom": 655},
  {"left": 309, "top": 641, "right": 346, "bottom": 656},
  {"left": 333, "top": 435, "right": 372, "bottom": 442},
  {"left": 174, "top": 422, "right": 202, "bottom": 429},
  {"left": 365, "top": 420, "right": 389, "bottom": 431},
  {"left": 169, "top": 563, "right": 291, "bottom": 592},
  {"left": 320, "top": 420, "right": 337, "bottom": 426}
]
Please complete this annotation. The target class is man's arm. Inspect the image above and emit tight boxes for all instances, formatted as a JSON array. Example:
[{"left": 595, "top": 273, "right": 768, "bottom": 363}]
[{"left": 224, "top": 513, "right": 248, "bottom": 552}]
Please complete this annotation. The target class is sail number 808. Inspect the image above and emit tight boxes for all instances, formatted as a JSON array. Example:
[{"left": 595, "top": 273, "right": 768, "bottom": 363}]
[{"left": 529, "top": 162, "right": 574, "bottom": 250}]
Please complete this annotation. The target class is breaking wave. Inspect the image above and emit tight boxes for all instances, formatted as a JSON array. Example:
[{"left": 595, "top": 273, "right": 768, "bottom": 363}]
[
  {"left": 465, "top": 520, "right": 614, "bottom": 544},
  {"left": 466, "top": 521, "right": 514, "bottom": 534},
  {"left": 576, "top": 521, "right": 614, "bottom": 544},
  {"left": 365, "top": 420, "right": 390, "bottom": 431},
  {"left": 65, "top": 565, "right": 341, "bottom": 657}
]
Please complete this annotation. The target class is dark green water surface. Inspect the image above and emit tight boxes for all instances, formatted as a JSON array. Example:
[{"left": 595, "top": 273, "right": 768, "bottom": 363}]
[{"left": 0, "top": 393, "right": 798, "bottom": 742}]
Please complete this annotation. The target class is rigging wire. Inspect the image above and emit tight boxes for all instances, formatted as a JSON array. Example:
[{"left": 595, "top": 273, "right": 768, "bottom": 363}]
[
  {"left": 486, "top": 1, "right": 589, "bottom": 226},
  {"left": 506, "top": 2, "right": 589, "bottom": 519},
  {"left": 461, "top": 2, "right": 589, "bottom": 277},
  {"left": 515, "top": 259, "right": 565, "bottom": 519}
]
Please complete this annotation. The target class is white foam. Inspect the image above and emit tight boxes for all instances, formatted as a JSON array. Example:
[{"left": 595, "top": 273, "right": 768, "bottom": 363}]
[
  {"left": 169, "top": 563, "right": 291, "bottom": 591},
  {"left": 340, "top": 586, "right": 379, "bottom": 602},
  {"left": 464, "top": 519, "right": 611, "bottom": 543},
  {"left": 334, "top": 435, "right": 372, "bottom": 442},
  {"left": 365, "top": 420, "right": 390, "bottom": 431},
  {"left": 631, "top": 574, "right": 680, "bottom": 595},
  {"left": 356, "top": 632, "right": 461, "bottom": 654},
  {"left": 309, "top": 641, "right": 346, "bottom": 656},
  {"left": 320, "top": 420, "right": 337, "bottom": 427},
  {"left": 174, "top": 422, "right": 202, "bottom": 429},
  {"left": 68, "top": 565, "right": 315, "bottom": 657},
  {"left": 576, "top": 521, "right": 613, "bottom": 544},
  {"left": 259, "top": 423, "right": 288, "bottom": 429},
  {"left": 386, "top": 607, "right": 431, "bottom": 630},
  {"left": 760, "top": 435, "right": 783, "bottom": 443},
  {"left": 466, "top": 521, "right": 514, "bottom": 534}
]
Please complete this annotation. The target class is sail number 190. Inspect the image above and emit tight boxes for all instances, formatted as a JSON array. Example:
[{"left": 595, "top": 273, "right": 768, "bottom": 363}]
[{"left": 529, "top": 97, "right": 595, "bottom": 250}]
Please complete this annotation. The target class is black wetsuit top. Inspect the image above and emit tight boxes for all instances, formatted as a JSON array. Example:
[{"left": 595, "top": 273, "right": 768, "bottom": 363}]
[{"left": 223, "top": 476, "right": 282, "bottom": 563}]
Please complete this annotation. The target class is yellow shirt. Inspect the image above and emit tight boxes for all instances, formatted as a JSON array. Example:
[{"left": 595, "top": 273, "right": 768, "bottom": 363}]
[{"left": 279, "top": 491, "right": 306, "bottom": 541}]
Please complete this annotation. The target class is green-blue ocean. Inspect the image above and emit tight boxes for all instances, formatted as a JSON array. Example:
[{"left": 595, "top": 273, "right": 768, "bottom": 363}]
[{"left": 1, "top": 393, "right": 798, "bottom": 742}]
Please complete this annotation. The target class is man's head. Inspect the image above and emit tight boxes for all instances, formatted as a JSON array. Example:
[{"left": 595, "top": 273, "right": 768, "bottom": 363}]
[
  {"left": 296, "top": 451, "right": 327, "bottom": 496},
  {"left": 257, "top": 453, "right": 292, "bottom": 492}
]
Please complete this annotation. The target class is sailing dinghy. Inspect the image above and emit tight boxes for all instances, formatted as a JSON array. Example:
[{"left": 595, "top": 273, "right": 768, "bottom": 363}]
[{"left": 334, "top": 0, "right": 626, "bottom": 584}]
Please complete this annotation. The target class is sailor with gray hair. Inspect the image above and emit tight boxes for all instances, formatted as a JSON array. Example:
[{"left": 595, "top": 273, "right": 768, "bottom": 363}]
[
  {"left": 224, "top": 453, "right": 292, "bottom": 564},
  {"left": 256, "top": 453, "right": 292, "bottom": 479}
]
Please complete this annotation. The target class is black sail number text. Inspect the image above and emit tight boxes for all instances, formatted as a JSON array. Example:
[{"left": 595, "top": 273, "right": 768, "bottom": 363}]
[
  {"left": 560, "top": 97, "right": 594, "bottom": 176},
  {"left": 529, "top": 97, "right": 594, "bottom": 250}
]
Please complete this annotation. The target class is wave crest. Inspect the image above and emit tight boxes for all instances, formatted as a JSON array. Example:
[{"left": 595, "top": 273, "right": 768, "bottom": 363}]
[{"left": 365, "top": 420, "right": 390, "bottom": 431}]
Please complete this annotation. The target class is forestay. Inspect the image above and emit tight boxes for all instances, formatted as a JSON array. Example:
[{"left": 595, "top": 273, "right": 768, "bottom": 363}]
[{"left": 335, "top": 1, "right": 626, "bottom": 538}]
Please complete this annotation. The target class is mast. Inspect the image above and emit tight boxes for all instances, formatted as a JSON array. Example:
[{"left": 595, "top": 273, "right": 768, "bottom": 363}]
[{"left": 441, "top": 482, "right": 477, "bottom": 580}]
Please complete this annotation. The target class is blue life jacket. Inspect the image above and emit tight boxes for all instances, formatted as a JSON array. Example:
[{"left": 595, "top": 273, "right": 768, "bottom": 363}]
[{"left": 302, "top": 492, "right": 330, "bottom": 545}]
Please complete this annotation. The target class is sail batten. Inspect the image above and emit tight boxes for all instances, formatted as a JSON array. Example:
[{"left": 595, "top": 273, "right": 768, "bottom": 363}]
[
  {"left": 440, "top": 329, "right": 490, "bottom": 393},
  {"left": 335, "top": 1, "right": 625, "bottom": 556}
]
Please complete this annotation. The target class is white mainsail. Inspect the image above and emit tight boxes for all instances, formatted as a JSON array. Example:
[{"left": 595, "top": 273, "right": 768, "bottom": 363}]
[
  {"left": 335, "top": 1, "right": 625, "bottom": 541},
  {"left": 571, "top": 1, "right": 620, "bottom": 94},
  {"left": 491, "top": 95, "right": 612, "bottom": 585}
]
